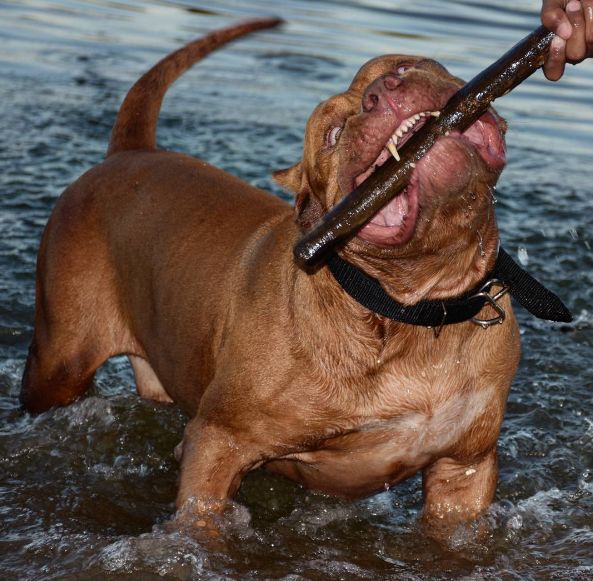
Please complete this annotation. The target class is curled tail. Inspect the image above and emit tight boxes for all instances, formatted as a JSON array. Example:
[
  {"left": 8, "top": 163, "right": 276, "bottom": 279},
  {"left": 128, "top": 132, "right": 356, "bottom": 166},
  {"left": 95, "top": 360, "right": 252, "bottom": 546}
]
[{"left": 106, "top": 17, "right": 282, "bottom": 157}]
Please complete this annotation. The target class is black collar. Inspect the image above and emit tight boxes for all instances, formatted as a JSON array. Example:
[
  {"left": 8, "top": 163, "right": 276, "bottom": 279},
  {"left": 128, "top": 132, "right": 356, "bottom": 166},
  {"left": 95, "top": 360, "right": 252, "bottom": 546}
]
[{"left": 327, "top": 248, "right": 572, "bottom": 329}]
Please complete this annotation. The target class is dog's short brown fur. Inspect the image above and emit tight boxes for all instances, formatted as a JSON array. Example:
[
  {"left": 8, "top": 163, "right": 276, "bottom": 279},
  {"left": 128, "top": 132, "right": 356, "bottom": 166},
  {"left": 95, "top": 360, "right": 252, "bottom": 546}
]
[{"left": 21, "top": 19, "right": 520, "bottom": 534}]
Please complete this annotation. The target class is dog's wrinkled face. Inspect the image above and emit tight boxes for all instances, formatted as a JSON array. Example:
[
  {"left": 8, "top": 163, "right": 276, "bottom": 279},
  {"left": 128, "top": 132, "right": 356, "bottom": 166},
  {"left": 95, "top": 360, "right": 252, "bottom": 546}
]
[{"left": 275, "top": 55, "right": 507, "bottom": 255}]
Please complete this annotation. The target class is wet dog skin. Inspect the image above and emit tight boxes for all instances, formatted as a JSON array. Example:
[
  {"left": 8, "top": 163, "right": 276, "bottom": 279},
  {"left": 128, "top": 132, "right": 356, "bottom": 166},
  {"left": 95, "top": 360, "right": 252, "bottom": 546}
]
[{"left": 21, "top": 19, "right": 520, "bottom": 538}]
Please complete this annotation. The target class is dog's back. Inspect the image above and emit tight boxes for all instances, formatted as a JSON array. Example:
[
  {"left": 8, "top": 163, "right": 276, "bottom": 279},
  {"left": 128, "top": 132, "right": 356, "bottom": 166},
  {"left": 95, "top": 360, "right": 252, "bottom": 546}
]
[{"left": 20, "top": 19, "right": 289, "bottom": 414}]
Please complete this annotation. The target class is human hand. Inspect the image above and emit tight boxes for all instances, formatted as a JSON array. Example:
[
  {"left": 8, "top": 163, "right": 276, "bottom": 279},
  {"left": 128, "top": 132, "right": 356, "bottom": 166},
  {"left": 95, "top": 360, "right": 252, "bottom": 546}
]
[{"left": 541, "top": 0, "right": 593, "bottom": 80}]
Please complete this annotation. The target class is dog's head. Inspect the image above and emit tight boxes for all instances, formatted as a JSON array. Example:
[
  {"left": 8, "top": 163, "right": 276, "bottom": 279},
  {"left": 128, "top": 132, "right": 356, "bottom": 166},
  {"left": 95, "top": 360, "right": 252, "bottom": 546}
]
[{"left": 275, "top": 55, "right": 507, "bottom": 277}]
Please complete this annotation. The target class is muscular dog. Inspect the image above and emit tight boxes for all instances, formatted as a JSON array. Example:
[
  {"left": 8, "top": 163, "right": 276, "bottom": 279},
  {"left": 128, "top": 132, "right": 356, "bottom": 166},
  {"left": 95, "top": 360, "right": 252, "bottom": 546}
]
[{"left": 21, "top": 19, "right": 520, "bottom": 535}]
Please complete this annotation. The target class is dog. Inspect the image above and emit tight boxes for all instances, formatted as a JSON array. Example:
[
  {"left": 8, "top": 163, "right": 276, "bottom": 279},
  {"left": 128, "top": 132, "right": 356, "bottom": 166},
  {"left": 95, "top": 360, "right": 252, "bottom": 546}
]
[{"left": 21, "top": 18, "right": 521, "bottom": 537}]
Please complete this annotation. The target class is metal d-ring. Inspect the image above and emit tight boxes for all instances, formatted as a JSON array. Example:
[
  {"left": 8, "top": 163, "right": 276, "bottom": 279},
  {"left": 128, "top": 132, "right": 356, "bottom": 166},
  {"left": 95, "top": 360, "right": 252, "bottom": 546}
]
[{"left": 470, "top": 279, "right": 510, "bottom": 329}]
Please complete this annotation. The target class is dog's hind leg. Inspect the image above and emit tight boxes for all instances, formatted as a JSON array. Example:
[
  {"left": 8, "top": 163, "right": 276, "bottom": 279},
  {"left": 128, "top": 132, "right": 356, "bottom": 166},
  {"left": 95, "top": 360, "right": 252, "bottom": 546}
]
[
  {"left": 22, "top": 331, "right": 107, "bottom": 414},
  {"left": 20, "top": 212, "right": 129, "bottom": 414}
]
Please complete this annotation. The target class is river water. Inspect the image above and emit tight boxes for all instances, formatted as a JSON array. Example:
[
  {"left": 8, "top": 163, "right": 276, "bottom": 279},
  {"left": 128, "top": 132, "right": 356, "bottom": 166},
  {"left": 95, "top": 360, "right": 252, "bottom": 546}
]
[{"left": 1, "top": 0, "right": 592, "bottom": 579}]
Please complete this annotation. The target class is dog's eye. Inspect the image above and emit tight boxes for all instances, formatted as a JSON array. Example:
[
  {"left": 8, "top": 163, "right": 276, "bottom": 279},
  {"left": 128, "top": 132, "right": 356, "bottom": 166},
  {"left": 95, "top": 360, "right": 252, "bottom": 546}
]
[
  {"left": 327, "top": 126, "right": 343, "bottom": 147},
  {"left": 396, "top": 63, "right": 414, "bottom": 75}
]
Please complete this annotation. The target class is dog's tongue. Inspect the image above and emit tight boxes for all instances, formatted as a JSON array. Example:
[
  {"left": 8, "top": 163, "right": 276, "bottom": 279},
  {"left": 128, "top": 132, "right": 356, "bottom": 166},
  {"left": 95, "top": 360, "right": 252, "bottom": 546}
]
[{"left": 369, "top": 191, "right": 408, "bottom": 227}]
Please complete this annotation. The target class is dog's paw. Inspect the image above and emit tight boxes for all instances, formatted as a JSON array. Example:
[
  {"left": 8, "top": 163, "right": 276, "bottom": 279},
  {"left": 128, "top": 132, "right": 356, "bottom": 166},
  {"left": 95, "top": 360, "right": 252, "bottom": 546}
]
[{"left": 165, "top": 497, "right": 253, "bottom": 550}]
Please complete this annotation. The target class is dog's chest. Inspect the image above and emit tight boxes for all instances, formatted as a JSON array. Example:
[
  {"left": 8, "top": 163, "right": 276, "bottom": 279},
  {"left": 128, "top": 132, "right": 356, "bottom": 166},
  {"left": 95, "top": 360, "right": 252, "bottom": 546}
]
[{"left": 274, "top": 367, "right": 494, "bottom": 497}]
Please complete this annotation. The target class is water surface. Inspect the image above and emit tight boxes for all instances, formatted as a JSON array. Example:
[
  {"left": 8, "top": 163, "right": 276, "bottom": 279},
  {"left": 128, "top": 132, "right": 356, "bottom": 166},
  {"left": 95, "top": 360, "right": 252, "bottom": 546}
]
[{"left": 1, "top": 0, "right": 592, "bottom": 579}]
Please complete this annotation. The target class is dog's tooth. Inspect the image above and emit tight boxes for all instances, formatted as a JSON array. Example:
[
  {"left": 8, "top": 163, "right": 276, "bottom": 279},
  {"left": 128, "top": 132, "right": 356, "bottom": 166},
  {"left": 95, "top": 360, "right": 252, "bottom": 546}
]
[
  {"left": 409, "top": 162, "right": 416, "bottom": 168},
  {"left": 395, "top": 128, "right": 404, "bottom": 139},
  {"left": 387, "top": 141, "right": 400, "bottom": 162},
  {"left": 431, "top": 111, "right": 441, "bottom": 117}
]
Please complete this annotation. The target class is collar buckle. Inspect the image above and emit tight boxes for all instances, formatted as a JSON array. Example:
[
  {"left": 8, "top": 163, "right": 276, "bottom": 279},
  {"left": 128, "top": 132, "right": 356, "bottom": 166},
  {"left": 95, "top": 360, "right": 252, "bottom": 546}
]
[{"left": 470, "top": 278, "right": 509, "bottom": 329}]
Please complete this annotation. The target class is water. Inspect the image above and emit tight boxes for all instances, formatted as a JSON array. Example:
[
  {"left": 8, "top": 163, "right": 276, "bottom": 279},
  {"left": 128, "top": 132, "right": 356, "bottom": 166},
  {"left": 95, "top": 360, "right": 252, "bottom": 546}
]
[{"left": 1, "top": 0, "right": 592, "bottom": 578}]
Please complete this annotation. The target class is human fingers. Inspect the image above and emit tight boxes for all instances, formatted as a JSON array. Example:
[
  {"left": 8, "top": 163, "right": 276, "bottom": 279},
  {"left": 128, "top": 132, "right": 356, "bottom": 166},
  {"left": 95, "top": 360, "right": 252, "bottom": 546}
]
[
  {"left": 544, "top": 35, "right": 567, "bottom": 80},
  {"left": 565, "top": 0, "right": 587, "bottom": 61},
  {"left": 541, "top": 0, "right": 573, "bottom": 39},
  {"left": 581, "top": 0, "right": 593, "bottom": 55}
]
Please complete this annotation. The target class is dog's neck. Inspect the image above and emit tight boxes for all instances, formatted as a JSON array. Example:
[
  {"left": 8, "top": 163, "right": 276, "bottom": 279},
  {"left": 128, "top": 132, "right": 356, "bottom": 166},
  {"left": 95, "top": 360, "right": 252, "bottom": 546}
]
[
  {"left": 290, "top": 261, "right": 419, "bottom": 377},
  {"left": 341, "top": 213, "right": 500, "bottom": 306}
]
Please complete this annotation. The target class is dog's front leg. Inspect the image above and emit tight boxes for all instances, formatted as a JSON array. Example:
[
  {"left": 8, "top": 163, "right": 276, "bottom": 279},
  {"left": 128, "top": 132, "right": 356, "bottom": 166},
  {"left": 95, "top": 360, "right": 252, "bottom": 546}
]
[
  {"left": 420, "top": 449, "right": 497, "bottom": 538},
  {"left": 173, "top": 415, "right": 262, "bottom": 538}
]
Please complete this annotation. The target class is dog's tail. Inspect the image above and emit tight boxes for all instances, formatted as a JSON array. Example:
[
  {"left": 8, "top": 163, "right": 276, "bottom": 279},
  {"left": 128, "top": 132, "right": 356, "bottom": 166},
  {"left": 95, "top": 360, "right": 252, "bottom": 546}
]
[{"left": 106, "top": 18, "right": 282, "bottom": 158}]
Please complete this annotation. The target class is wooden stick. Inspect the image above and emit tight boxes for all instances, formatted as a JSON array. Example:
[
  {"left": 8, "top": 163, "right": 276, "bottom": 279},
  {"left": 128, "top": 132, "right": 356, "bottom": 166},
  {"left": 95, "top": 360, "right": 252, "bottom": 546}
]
[{"left": 293, "top": 26, "right": 554, "bottom": 269}]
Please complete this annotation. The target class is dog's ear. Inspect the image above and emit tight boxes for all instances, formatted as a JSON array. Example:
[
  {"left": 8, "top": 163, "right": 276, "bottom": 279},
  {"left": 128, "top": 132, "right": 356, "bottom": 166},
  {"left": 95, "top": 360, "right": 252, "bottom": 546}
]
[
  {"left": 273, "top": 161, "right": 323, "bottom": 228},
  {"left": 294, "top": 189, "right": 324, "bottom": 230},
  {"left": 272, "top": 161, "right": 304, "bottom": 194}
]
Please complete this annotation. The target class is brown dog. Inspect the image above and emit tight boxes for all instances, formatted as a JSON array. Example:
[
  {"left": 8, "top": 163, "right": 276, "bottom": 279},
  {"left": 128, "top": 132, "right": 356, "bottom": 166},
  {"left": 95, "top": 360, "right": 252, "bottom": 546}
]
[{"left": 21, "top": 19, "right": 520, "bottom": 535}]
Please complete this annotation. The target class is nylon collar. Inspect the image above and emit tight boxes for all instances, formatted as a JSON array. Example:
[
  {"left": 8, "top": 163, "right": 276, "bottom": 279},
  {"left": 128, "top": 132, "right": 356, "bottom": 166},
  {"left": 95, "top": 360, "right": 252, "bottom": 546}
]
[{"left": 326, "top": 247, "right": 572, "bottom": 329}]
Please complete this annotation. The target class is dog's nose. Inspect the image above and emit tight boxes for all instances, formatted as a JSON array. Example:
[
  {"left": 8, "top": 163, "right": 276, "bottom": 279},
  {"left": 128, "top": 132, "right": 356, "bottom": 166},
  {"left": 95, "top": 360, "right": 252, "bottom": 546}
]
[{"left": 362, "top": 74, "right": 402, "bottom": 112}]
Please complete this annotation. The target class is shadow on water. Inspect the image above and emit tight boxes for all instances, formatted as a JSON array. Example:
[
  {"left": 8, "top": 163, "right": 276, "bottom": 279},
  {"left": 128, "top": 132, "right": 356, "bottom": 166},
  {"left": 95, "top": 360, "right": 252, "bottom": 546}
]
[{"left": 1, "top": 0, "right": 592, "bottom": 578}]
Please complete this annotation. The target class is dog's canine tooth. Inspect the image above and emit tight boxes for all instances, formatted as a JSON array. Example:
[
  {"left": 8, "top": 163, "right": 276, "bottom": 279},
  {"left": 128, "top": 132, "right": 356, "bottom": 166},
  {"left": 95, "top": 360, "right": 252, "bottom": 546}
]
[
  {"left": 388, "top": 110, "right": 440, "bottom": 162},
  {"left": 387, "top": 140, "right": 400, "bottom": 162}
]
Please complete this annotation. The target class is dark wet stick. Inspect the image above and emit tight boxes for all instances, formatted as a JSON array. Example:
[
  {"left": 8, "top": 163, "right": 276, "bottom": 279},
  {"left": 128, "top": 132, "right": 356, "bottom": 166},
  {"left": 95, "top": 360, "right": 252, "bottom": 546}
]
[{"left": 293, "top": 26, "right": 555, "bottom": 269}]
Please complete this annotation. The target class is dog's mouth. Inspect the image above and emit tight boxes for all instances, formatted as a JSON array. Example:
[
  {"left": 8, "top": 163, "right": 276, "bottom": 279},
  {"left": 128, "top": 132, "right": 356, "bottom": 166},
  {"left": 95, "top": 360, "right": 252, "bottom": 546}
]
[
  {"left": 353, "top": 110, "right": 439, "bottom": 247},
  {"left": 350, "top": 108, "right": 505, "bottom": 248}
]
